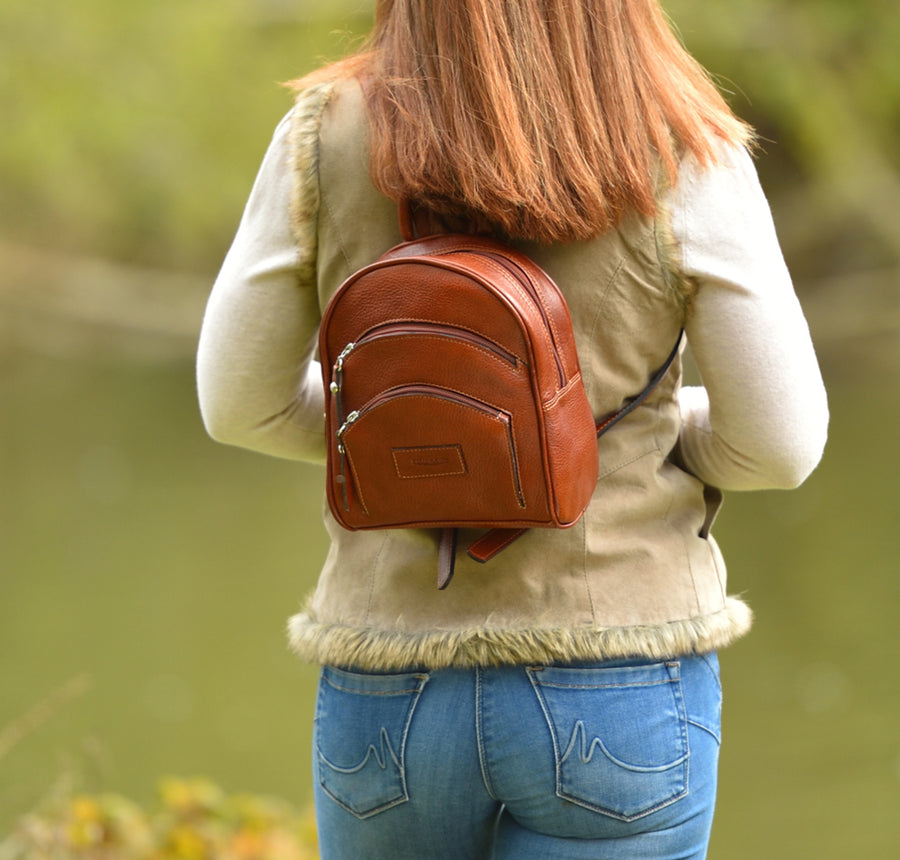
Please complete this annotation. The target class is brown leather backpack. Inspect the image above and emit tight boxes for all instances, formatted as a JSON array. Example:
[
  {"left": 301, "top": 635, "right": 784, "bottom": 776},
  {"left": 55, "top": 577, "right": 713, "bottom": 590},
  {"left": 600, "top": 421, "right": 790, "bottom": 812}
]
[{"left": 319, "top": 211, "right": 678, "bottom": 588}]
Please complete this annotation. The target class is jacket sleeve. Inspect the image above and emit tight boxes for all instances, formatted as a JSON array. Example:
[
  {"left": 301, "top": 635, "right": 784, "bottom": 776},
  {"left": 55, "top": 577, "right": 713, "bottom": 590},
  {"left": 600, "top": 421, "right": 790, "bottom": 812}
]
[
  {"left": 196, "top": 110, "right": 327, "bottom": 464},
  {"left": 670, "top": 145, "right": 829, "bottom": 490}
]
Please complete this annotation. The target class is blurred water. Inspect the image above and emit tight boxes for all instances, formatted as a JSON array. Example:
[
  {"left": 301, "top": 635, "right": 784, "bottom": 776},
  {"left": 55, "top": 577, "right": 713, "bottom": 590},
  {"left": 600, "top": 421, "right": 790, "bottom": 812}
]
[
  {"left": 1, "top": 338, "right": 898, "bottom": 857},
  {"left": 0, "top": 348, "right": 327, "bottom": 828}
]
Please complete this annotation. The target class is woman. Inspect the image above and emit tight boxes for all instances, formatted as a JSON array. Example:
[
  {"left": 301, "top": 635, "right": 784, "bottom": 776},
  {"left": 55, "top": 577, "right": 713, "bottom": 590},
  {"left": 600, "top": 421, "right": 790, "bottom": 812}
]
[{"left": 197, "top": 1, "right": 828, "bottom": 857}]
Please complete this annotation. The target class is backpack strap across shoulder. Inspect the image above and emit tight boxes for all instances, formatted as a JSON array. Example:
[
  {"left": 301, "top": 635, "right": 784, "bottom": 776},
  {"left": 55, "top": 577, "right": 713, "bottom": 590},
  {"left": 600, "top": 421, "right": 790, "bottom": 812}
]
[{"left": 463, "top": 331, "right": 683, "bottom": 570}]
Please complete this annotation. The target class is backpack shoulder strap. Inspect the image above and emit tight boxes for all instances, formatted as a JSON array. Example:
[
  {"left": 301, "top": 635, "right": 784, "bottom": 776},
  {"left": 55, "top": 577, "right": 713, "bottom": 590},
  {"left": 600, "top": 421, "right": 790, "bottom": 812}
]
[
  {"left": 594, "top": 331, "right": 683, "bottom": 438},
  {"left": 465, "top": 331, "right": 684, "bottom": 566}
]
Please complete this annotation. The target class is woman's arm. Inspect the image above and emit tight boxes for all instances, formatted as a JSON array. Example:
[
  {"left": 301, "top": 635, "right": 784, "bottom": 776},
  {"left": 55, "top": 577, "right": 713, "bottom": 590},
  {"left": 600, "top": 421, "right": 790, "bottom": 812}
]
[
  {"left": 196, "top": 113, "right": 327, "bottom": 464},
  {"left": 670, "top": 145, "right": 829, "bottom": 490}
]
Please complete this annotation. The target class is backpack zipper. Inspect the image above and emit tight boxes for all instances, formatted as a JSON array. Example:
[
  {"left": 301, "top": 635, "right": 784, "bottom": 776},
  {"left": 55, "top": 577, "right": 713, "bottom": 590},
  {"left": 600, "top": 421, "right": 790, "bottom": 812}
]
[
  {"left": 476, "top": 252, "right": 566, "bottom": 388},
  {"left": 339, "top": 322, "right": 520, "bottom": 368}
]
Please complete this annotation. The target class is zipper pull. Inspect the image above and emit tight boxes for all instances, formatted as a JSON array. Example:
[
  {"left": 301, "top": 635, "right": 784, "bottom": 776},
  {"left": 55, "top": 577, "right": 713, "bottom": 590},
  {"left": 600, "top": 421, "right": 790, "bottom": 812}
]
[
  {"left": 335, "top": 342, "right": 356, "bottom": 372},
  {"left": 330, "top": 342, "right": 356, "bottom": 430},
  {"left": 331, "top": 344, "right": 357, "bottom": 514},
  {"left": 334, "top": 409, "right": 359, "bottom": 512},
  {"left": 337, "top": 410, "right": 360, "bottom": 448}
]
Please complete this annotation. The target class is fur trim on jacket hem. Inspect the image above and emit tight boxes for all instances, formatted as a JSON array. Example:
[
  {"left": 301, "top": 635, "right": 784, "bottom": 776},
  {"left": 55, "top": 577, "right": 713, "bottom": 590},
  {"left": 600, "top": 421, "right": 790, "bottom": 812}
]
[{"left": 286, "top": 597, "right": 752, "bottom": 670}]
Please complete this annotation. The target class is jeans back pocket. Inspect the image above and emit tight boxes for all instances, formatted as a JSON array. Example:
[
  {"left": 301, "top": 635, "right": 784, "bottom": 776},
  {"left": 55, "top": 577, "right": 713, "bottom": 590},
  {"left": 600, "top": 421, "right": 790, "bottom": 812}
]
[
  {"left": 314, "top": 666, "right": 429, "bottom": 819},
  {"left": 527, "top": 661, "right": 689, "bottom": 821}
]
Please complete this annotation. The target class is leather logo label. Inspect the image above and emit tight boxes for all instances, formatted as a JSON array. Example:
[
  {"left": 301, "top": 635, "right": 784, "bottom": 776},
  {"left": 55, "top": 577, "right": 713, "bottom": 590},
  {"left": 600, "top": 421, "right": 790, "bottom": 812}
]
[{"left": 392, "top": 445, "right": 467, "bottom": 479}]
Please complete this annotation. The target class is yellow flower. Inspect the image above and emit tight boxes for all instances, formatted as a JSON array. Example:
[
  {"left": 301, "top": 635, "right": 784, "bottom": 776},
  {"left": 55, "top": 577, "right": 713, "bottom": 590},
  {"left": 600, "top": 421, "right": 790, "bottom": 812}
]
[
  {"left": 159, "top": 777, "right": 225, "bottom": 817},
  {"left": 69, "top": 796, "right": 103, "bottom": 823},
  {"left": 65, "top": 796, "right": 106, "bottom": 848},
  {"left": 166, "top": 823, "right": 209, "bottom": 860}
]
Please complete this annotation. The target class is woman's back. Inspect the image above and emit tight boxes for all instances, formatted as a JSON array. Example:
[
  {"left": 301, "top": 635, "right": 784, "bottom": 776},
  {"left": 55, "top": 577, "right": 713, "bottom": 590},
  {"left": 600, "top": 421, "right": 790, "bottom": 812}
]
[{"left": 288, "top": 75, "right": 749, "bottom": 671}]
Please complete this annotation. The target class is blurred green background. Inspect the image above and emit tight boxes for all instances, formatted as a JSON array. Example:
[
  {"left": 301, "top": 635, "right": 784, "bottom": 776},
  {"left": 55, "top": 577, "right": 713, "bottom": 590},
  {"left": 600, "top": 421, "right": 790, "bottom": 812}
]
[{"left": 1, "top": 1, "right": 898, "bottom": 856}]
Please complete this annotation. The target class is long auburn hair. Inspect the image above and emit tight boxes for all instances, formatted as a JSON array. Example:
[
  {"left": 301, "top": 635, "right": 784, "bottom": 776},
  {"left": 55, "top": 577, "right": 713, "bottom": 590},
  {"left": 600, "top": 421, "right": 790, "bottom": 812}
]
[{"left": 297, "top": 0, "right": 752, "bottom": 243}]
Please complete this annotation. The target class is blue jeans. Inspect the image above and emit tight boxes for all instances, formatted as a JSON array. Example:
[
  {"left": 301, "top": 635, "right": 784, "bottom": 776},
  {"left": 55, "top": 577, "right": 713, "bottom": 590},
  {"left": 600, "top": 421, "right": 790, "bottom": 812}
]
[{"left": 313, "top": 654, "right": 722, "bottom": 859}]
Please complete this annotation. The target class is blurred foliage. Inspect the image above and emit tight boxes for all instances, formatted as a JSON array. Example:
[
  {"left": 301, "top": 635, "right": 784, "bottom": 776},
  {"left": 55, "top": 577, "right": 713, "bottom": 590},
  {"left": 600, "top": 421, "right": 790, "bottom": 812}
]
[
  {"left": 1, "top": 0, "right": 898, "bottom": 279},
  {"left": 0, "top": 0, "right": 372, "bottom": 272},
  {"left": 0, "top": 777, "right": 319, "bottom": 859},
  {"left": 667, "top": 0, "right": 900, "bottom": 281}
]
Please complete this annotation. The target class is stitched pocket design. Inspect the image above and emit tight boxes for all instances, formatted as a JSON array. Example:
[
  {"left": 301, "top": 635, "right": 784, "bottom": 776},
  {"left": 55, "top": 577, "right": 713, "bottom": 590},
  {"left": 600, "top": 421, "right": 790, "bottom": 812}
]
[
  {"left": 527, "top": 662, "right": 689, "bottom": 821},
  {"left": 314, "top": 667, "right": 429, "bottom": 819}
]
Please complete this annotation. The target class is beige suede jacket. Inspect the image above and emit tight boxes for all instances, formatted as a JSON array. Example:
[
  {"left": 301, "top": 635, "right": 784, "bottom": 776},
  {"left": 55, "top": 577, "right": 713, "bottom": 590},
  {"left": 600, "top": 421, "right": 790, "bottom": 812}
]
[{"left": 197, "top": 78, "right": 829, "bottom": 671}]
